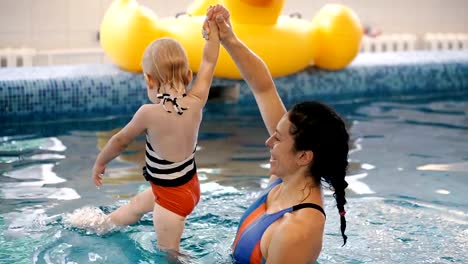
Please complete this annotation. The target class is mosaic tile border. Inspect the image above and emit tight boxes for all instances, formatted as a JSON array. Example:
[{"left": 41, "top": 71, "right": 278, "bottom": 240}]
[{"left": 1, "top": 51, "right": 467, "bottom": 122}]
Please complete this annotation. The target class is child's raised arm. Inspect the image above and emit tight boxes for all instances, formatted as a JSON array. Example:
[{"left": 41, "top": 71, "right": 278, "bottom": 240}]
[
  {"left": 92, "top": 105, "right": 149, "bottom": 186},
  {"left": 187, "top": 10, "right": 220, "bottom": 106}
]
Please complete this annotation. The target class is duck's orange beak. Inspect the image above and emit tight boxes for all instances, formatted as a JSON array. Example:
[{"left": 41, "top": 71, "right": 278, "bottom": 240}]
[{"left": 224, "top": 0, "right": 284, "bottom": 24}]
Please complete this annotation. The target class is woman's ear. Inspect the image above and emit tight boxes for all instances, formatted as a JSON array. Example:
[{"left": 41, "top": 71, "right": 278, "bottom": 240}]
[{"left": 297, "top": 150, "right": 314, "bottom": 167}]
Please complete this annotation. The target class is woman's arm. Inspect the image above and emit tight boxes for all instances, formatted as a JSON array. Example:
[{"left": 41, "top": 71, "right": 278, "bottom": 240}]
[
  {"left": 92, "top": 105, "right": 148, "bottom": 186},
  {"left": 209, "top": 6, "right": 286, "bottom": 135},
  {"left": 187, "top": 18, "right": 220, "bottom": 106}
]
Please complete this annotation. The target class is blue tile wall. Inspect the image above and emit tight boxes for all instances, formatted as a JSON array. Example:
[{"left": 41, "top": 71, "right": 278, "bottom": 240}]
[{"left": 1, "top": 51, "right": 467, "bottom": 122}]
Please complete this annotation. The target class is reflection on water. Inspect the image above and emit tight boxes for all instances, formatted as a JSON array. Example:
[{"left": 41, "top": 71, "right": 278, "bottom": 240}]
[
  {"left": 0, "top": 137, "right": 80, "bottom": 202},
  {"left": 320, "top": 197, "right": 468, "bottom": 264},
  {"left": 418, "top": 161, "right": 468, "bottom": 172},
  {"left": 0, "top": 97, "right": 467, "bottom": 263}
]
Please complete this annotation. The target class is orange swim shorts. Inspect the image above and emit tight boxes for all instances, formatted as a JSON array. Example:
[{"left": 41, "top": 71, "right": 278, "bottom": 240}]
[{"left": 149, "top": 173, "right": 200, "bottom": 217}]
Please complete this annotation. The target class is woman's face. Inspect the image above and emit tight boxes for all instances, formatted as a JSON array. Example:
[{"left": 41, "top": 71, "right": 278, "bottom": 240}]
[{"left": 265, "top": 114, "right": 300, "bottom": 177}]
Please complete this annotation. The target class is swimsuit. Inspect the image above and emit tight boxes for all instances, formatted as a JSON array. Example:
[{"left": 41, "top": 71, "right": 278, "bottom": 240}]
[
  {"left": 143, "top": 135, "right": 197, "bottom": 187},
  {"left": 141, "top": 92, "right": 200, "bottom": 217},
  {"left": 142, "top": 137, "right": 200, "bottom": 217},
  {"left": 232, "top": 178, "right": 326, "bottom": 264}
]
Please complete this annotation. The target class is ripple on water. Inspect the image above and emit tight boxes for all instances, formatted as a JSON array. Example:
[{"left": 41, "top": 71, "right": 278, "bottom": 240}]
[{"left": 319, "top": 197, "right": 468, "bottom": 263}]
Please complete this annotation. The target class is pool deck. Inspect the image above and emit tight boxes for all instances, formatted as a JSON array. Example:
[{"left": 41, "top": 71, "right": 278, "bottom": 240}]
[{"left": 0, "top": 51, "right": 467, "bottom": 122}]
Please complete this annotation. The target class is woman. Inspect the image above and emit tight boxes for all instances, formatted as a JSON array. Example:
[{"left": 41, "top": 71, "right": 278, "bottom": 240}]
[{"left": 206, "top": 5, "right": 349, "bottom": 263}]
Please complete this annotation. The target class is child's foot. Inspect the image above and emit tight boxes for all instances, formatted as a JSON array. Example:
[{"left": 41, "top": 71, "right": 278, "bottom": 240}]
[{"left": 64, "top": 206, "right": 118, "bottom": 235}]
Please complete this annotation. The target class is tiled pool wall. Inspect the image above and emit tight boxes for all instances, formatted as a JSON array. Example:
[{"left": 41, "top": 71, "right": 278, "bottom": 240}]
[{"left": 1, "top": 51, "right": 467, "bottom": 123}]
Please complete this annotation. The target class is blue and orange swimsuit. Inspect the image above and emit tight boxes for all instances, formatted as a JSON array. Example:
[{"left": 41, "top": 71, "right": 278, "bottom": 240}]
[{"left": 232, "top": 178, "right": 326, "bottom": 264}]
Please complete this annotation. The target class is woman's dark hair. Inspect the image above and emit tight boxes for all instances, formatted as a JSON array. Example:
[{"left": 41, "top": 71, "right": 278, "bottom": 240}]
[{"left": 288, "top": 101, "right": 349, "bottom": 246}]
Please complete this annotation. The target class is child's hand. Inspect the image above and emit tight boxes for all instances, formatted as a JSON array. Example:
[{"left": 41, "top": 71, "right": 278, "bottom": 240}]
[
  {"left": 206, "top": 19, "right": 220, "bottom": 42},
  {"left": 92, "top": 163, "right": 106, "bottom": 187},
  {"left": 206, "top": 5, "right": 233, "bottom": 44},
  {"left": 202, "top": 7, "right": 220, "bottom": 42},
  {"left": 202, "top": 19, "right": 209, "bottom": 40}
]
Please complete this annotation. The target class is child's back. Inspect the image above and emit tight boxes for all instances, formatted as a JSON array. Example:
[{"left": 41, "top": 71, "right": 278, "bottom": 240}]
[
  {"left": 143, "top": 97, "right": 202, "bottom": 162},
  {"left": 140, "top": 38, "right": 207, "bottom": 162}
]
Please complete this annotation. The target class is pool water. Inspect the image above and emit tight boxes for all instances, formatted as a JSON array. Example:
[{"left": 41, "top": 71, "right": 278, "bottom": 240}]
[{"left": 1, "top": 94, "right": 467, "bottom": 264}]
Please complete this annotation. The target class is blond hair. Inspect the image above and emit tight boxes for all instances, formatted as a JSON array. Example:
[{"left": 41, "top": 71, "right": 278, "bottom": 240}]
[{"left": 142, "top": 38, "right": 191, "bottom": 95}]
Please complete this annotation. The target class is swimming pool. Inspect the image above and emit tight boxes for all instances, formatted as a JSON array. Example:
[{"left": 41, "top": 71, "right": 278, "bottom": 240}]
[{"left": 1, "top": 92, "right": 467, "bottom": 263}]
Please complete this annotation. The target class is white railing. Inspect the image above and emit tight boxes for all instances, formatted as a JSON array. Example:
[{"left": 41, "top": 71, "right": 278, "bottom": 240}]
[
  {"left": 423, "top": 33, "right": 468, "bottom": 51},
  {"left": 361, "top": 33, "right": 468, "bottom": 53},
  {"left": 36, "top": 48, "right": 104, "bottom": 65},
  {"left": 360, "top": 34, "right": 418, "bottom": 53},
  {"left": 0, "top": 48, "right": 36, "bottom": 67},
  {"left": 2, "top": 33, "right": 468, "bottom": 68},
  {"left": 0, "top": 48, "right": 105, "bottom": 68}
]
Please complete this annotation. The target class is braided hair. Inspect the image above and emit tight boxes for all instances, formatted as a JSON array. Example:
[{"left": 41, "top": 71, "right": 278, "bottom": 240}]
[{"left": 288, "top": 101, "right": 349, "bottom": 245}]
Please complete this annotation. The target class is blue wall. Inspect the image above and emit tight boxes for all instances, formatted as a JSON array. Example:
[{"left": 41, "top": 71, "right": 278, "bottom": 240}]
[{"left": 1, "top": 51, "right": 467, "bottom": 123}]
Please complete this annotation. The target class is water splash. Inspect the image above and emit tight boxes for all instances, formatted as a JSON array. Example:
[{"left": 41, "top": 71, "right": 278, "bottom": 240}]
[{"left": 63, "top": 207, "right": 120, "bottom": 235}]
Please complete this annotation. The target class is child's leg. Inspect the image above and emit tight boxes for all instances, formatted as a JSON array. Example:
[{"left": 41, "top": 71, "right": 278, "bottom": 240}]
[
  {"left": 153, "top": 202, "right": 186, "bottom": 250},
  {"left": 150, "top": 174, "right": 200, "bottom": 250},
  {"left": 108, "top": 188, "right": 155, "bottom": 226}
]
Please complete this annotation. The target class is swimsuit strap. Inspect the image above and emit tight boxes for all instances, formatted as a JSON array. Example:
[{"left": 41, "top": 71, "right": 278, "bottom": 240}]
[
  {"left": 156, "top": 93, "right": 188, "bottom": 115},
  {"left": 292, "top": 203, "right": 326, "bottom": 218}
]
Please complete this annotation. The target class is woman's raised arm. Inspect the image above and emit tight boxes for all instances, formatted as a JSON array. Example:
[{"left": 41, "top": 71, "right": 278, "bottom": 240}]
[{"left": 209, "top": 6, "right": 287, "bottom": 135}]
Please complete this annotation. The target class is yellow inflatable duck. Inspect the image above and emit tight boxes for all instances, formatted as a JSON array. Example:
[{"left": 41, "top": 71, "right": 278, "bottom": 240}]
[{"left": 100, "top": 0, "right": 362, "bottom": 79}]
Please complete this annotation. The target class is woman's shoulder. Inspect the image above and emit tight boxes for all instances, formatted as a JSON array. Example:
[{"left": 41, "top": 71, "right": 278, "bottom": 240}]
[
  {"left": 270, "top": 209, "right": 325, "bottom": 259},
  {"left": 273, "top": 199, "right": 326, "bottom": 243},
  {"left": 280, "top": 206, "right": 325, "bottom": 234},
  {"left": 266, "top": 208, "right": 325, "bottom": 262}
]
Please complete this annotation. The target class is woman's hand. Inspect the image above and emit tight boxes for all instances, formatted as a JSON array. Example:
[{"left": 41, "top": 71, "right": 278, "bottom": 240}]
[{"left": 204, "top": 4, "right": 233, "bottom": 44}]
